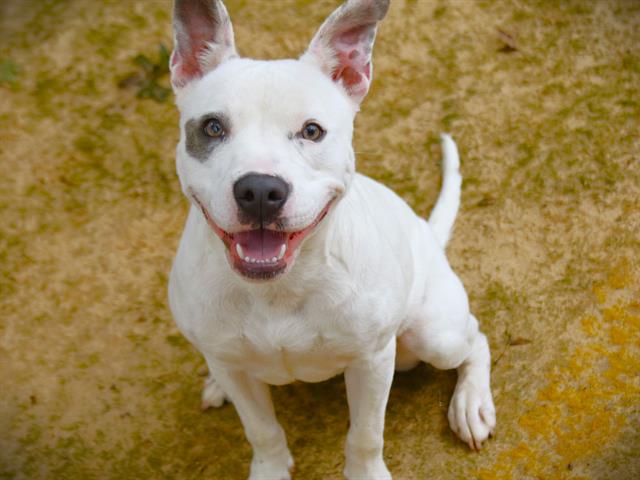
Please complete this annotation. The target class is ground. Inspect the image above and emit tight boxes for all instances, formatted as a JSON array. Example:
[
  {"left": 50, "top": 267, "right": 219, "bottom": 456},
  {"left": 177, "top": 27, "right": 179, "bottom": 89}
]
[{"left": 0, "top": 0, "right": 639, "bottom": 479}]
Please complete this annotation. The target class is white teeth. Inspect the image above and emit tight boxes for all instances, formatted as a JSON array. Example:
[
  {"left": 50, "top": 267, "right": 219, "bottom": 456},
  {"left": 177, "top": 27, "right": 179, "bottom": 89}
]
[{"left": 239, "top": 248, "right": 286, "bottom": 265}]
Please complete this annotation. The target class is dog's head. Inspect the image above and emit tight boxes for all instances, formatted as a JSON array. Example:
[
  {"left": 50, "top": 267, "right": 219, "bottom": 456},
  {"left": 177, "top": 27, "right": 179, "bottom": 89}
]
[{"left": 171, "top": 0, "right": 389, "bottom": 281}]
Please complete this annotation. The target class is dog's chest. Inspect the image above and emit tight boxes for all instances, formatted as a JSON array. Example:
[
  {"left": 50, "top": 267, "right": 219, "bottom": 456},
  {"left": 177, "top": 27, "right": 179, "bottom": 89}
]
[
  {"left": 222, "top": 321, "right": 354, "bottom": 384},
  {"left": 203, "top": 290, "right": 397, "bottom": 385}
]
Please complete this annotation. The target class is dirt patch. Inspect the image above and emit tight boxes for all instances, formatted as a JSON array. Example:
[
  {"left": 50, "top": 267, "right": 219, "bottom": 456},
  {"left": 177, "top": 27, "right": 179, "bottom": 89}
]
[{"left": 1, "top": 0, "right": 639, "bottom": 478}]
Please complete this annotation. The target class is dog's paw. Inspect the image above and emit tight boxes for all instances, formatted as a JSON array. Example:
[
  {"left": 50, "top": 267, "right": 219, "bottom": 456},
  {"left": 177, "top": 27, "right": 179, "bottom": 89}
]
[
  {"left": 448, "top": 378, "right": 496, "bottom": 451},
  {"left": 201, "top": 374, "right": 228, "bottom": 410},
  {"left": 344, "top": 458, "right": 391, "bottom": 480},
  {"left": 249, "top": 452, "right": 294, "bottom": 480},
  {"left": 343, "top": 452, "right": 391, "bottom": 480}
]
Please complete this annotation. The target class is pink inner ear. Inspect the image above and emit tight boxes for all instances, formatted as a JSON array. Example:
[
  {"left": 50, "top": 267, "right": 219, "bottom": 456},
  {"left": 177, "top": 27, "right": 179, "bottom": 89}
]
[
  {"left": 176, "top": 28, "right": 214, "bottom": 79},
  {"left": 173, "top": 48, "right": 202, "bottom": 82},
  {"left": 330, "top": 25, "right": 374, "bottom": 98},
  {"left": 173, "top": 1, "right": 222, "bottom": 86}
]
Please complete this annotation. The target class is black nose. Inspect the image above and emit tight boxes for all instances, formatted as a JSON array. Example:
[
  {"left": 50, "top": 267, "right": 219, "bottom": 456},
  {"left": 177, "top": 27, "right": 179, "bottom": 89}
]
[{"left": 233, "top": 174, "right": 290, "bottom": 224}]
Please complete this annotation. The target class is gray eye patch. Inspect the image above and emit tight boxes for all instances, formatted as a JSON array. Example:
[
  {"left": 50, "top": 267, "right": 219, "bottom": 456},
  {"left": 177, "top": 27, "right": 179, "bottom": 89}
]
[{"left": 184, "top": 113, "right": 229, "bottom": 162}]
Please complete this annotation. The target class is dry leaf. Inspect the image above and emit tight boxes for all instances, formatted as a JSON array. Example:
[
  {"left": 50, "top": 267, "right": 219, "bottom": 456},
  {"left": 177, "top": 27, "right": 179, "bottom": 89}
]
[{"left": 497, "top": 27, "right": 518, "bottom": 53}]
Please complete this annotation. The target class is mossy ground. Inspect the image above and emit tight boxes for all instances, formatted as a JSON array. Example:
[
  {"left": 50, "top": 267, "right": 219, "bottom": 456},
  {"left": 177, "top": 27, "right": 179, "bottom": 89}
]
[{"left": 1, "top": 1, "right": 638, "bottom": 478}]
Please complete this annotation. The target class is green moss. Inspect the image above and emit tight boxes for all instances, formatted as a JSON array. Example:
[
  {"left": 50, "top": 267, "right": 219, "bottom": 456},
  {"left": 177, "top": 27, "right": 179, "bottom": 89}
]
[
  {"left": 165, "top": 334, "right": 188, "bottom": 349},
  {"left": 0, "top": 59, "right": 21, "bottom": 89},
  {"left": 33, "top": 75, "right": 62, "bottom": 115},
  {"left": 86, "top": 23, "right": 129, "bottom": 59},
  {"left": 433, "top": 5, "right": 447, "bottom": 19},
  {"left": 119, "top": 44, "right": 172, "bottom": 103}
]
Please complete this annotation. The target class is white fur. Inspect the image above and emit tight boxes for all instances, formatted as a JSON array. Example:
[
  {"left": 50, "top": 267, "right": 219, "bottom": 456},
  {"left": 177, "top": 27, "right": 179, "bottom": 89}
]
[{"left": 168, "top": 1, "right": 495, "bottom": 478}]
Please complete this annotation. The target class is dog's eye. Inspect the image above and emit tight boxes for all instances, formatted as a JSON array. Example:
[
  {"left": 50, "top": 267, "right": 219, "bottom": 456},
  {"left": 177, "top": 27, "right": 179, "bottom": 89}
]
[
  {"left": 203, "top": 118, "right": 224, "bottom": 138},
  {"left": 300, "top": 122, "right": 325, "bottom": 142}
]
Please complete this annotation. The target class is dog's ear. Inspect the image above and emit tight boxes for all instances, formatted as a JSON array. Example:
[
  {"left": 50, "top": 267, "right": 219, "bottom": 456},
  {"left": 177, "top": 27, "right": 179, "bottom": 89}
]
[
  {"left": 170, "top": 0, "right": 237, "bottom": 91},
  {"left": 301, "top": 0, "right": 389, "bottom": 105}
]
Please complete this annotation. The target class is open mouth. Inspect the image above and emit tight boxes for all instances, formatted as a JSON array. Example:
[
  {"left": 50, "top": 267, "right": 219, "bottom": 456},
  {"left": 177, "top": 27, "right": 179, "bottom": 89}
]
[{"left": 193, "top": 197, "right": 333, "bottom": 281}]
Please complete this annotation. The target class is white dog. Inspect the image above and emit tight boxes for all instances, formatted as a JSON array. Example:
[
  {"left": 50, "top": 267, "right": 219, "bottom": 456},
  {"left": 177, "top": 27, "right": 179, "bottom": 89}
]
[{"left": 168, "top": 0, "right": 495, "bottom": 478}]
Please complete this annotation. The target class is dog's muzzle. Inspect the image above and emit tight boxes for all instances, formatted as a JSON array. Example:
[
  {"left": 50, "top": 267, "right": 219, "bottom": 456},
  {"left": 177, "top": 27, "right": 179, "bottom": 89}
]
[{"left": 193, "top": 190, "right": 334, "bottom": 282}]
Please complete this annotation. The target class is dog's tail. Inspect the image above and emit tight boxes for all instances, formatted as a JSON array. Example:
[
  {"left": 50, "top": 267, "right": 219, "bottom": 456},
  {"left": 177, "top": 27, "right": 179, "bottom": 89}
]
[{"left": 428, "top": 134, "right": 462, "bottom": 248}]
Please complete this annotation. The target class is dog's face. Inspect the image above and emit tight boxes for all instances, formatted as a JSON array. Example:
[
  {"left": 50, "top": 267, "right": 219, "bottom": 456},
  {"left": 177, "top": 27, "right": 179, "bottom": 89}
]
[{"left": 171, "top": 0, "right": 389, "bottom": 281}]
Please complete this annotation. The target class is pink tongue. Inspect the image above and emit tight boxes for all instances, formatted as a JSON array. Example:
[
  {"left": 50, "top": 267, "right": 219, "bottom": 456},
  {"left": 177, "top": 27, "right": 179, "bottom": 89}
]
[{"left": 235, "top": 229, "right": 287, "bottom": 260}]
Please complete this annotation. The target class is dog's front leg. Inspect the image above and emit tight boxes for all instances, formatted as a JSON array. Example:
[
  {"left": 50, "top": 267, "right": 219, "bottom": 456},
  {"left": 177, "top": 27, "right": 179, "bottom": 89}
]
[
  {"left": 343, "top": 339, "right": 396, "bottom": 480},
  {"left": 213, "top": 366, "right": 293, "bottom": 480}
]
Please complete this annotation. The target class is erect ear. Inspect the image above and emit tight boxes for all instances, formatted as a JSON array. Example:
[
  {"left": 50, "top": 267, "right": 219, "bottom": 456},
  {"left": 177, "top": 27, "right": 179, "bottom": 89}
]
[
  {"left": 170, "top": 0, "right": 237, "bottom": 91},
  {"left": 300, "top": 0, "right": 389, "bottom": 105}
]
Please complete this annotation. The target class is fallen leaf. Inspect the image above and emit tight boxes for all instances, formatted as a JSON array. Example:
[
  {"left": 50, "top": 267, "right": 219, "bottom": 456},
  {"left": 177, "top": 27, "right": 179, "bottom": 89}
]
[{"left": 497, "top": 27, "right": 518, "bottom": 53}]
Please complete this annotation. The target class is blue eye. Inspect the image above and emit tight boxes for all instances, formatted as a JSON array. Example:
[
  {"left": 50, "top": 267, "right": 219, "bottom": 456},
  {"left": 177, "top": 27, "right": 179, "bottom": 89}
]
[
  {"left": 301, "top": 121, "right": 325, "bottom": 142},
  {"left": 203, "top": 118, "right": 224, "bottom": 138}
]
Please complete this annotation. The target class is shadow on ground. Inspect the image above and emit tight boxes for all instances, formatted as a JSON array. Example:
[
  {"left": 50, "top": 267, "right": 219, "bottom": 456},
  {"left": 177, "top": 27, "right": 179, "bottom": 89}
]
[{"left": 0, "top": 0, "right": 638, "bottom": 478}]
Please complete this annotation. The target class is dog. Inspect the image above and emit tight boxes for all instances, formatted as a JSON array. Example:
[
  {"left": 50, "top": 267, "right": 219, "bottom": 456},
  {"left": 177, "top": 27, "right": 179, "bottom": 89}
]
[{"left": 167, "top": 0, "right": 496, "bottom": 478}]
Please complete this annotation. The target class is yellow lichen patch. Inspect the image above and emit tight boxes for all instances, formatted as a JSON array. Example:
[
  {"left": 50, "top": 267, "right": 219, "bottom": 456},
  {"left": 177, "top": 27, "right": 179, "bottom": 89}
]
[{"left": 479, "top": 262, "right": 640, "bottom": 479}]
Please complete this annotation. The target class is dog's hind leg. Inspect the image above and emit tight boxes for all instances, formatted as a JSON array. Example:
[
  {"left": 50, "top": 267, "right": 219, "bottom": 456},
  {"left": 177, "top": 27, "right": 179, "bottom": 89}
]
[
  {"left": 446, "top": 325, "right": 496, "bottom": 450},
  {"left": 398, "top": 269, "right": 495, "bottom": 449}
]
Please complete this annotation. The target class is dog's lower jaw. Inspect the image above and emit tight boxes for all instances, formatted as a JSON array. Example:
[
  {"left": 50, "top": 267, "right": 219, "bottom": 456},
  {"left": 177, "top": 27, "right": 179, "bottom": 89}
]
[{"left": 230, "top": 254, "right": 289, "bottom": 282}]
